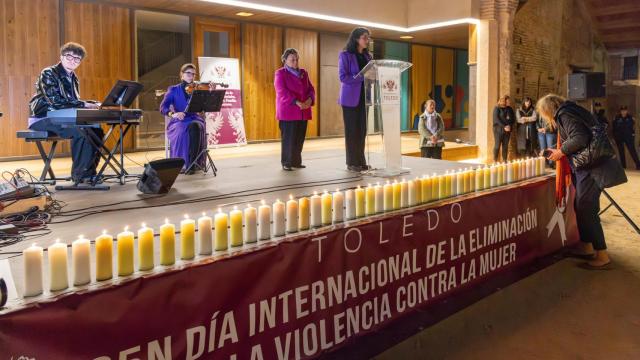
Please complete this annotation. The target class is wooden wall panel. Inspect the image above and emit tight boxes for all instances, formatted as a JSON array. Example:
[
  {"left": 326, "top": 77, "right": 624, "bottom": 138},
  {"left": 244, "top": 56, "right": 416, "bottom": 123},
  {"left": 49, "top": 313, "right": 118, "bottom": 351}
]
[
  {"left": 410, "top": 44, "right": 433, "bottom": 124},
  {"left": 241, "top": 23, "right": 282, "bottom": 141},
  {"left": 64, "top": 0, "right": 134, "bottom": 150},
  {"left": 319, "top": 33, "right": 345, "bottom": 136},
  {"left": 284, "top": 28, "right": 319, "bottom": 138},
  {"left": 0, "top": 0, "right": 60, "bottom": 158}
]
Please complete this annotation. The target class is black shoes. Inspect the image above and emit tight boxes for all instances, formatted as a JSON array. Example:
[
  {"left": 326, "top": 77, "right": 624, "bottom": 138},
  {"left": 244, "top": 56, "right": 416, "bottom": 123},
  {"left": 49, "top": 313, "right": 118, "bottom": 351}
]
[
  {"left": 347, "top": 164, "right": 370, "bottom": 172},
  {"left": 282, "top": 165, "right": 293, "bottom": 171},
  {"left": 293, "top": 164, "right": 306, "bottom": 168}
]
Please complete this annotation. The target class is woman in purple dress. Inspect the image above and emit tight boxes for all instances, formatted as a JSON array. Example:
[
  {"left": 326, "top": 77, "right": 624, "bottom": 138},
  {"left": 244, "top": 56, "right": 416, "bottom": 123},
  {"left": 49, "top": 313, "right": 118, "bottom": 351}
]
[{"left": 160, "top": 63, "right": 207, "bottom": 174}]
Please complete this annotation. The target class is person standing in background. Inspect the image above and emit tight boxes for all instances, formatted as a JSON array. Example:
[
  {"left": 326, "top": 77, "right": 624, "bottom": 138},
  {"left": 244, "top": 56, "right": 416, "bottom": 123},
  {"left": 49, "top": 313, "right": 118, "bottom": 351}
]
[
  {"left": 612, "top": 105, "right": 640, "bottom": 170},
  {"left": 492, "top": 95, "right": 515, "bottom": 163},
  {"left": 418, "top": 99, "right": 445, "bottom": 159},
  {"left": 516, "top": 97, "right": 538, "bottom": 158}
]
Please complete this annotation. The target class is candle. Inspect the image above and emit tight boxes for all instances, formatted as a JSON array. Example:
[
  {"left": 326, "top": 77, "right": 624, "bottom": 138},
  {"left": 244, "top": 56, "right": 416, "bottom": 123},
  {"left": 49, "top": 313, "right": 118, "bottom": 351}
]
[
  {"left": 95, "top": 231, "right": 113, "bottom": 281},
  {"left": 117, "top": 226, "right": 135, "bottom": 276},
  {"left": 180, "top": 215, "right": 195, "bottom": 260},
  {"left": 138, "top": 223, "right": 154, "bottom": 270},
  {"left": 160, "top": 219, "right": 176, "bottom": 266},
  {"left": 455, "top": 170, "right": 464, "bottom": 195},
  {"left": 72, "top": 235, "right": 91, "bottom": 285},
  {"left": 446, "top": 171, "right": 454, "bottom": 197},
  {"left": 374, "top": 183, "right": 384, "bottom": 213},
  {"left": 438, "top": 174, "right": 446, "bottom": 199},
  {"left": 321, "top": 191, "right": 332, "bottom": 225},
  {"left": 431, "top": 174, "right": 439, "bottom": 200},
  {"left": 537, "top": 156, "right": 545, "bottom": 176},
  {"left": 215, "top": 208, "right": 229, "bottom": 250},
  {"left": 475, "top": 167, "right": 483, "bottom": 190},
  {"left": 400, "top": 179, "right": 408, "bottom": 208},
  {"left": 310, "top": 191, "right": 322, "bottom": 227},
  {"left": 23, "top": 243, "right": 43, "bottom": 297},
  {"left": 332, "top": 189, "right": 344, "bottom": 223},
  {"left": 287, "top": 195, "right": 299, "bottom": 233},
  {"left": 366, "top": 184, "right": 376, "bottom": 215},
  {"left": 355, "top": 185, "right": 365, "bottom": 217},
  {"left": 230, "top": 206, "right": 244, "bottom": 246},
  {"left": 244, "top": 205, "right": 257, "bottom": 243},
  {"left": 345, "top": 189, "right": 356, "bottom": 220},
  {"left": 464, "top": 169, "right": 472, "bottom": 193},
  {"left": 490, "top": 165, "right": 497, "bottom": 188},
  {"left": 526, "top": 158, "right": 533, "bottom": 178},
  {"left": 383, "top": 181, "right": 393, "bottom": 212},
  {"left": 483, "top": 166, "right": 491, "bottom": 189},
  {"left": 48, "top": 240, "right": 68, "bottom": 291},
  {"left": 507, "top": 162, "right": 515, "bottom": 184},
  {"left": 258, "top": 200, "right": 271, "bottom": 240},
  {"left": 298, "top": 197, "right": 309, "bottom": 231},
  {"left": 272, "top": 199, "right": 285, "bottom": 237},
  {"left": 496, "top": 163, "right": 504, "bottom": 186},
  {"left": 421, "top": 176, "right": 431, "bottom": 203},
  {"left": 392, "top": 180, "right": 401, "bottom": 209},
  {"left": 198, "top": 213, "right": 213, "bottom": 254},
  {"left": 519, "top": 160, "right": 526, "bottom": 180},
  {"left": 408, "top": 179, "right": 418, "bottom": 206}
]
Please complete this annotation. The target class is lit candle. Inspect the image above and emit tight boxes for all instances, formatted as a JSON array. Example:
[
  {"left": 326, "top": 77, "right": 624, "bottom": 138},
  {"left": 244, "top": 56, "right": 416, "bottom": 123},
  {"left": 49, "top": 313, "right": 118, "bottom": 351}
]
[
  {"left": 464, "top": 169, "right": 472, "bottom": 193},
  {"left": 72, "top": 235, "right": 91, "bottom": 285},
  {"left": 400, "top": 179, "right": 408, "bottom": 208},
  {"left": 272, "top": 199, "right": 285, "bottom": 237},
  {"left": 198, "top": 213, "right": 213, "bottom": 254},
  {"left": 517, "top": 160, "right": 524, "bottom": 181},
  {"left": 507, "top": 161, "right": 515, "bottom": 184},
  {"left": 383, "top": 181, "right": 393, "bottom": 212},
  {"left": 333, "top": 189, "right": 344, "bottom": 223},
  {"left": 310, "top": 191, "right": 322, "bottom": 227},
  {"left": 286, "top": 195, "right": 299, "bottom": 233},
  {"left": 537, "top": 156, "right": 545, "bottom": 176},
  {"left": 160, "top": 219, "right": 176, "bottom": 266},
  {"left": 366, "top": 184, "right": 376, "bottom": 215},
  {"left": 321, "top": 191, "right": 332, "bottom": 225},
  {"left": 355, "top": 185, "right": 365, "bottom": 217},
  {"left": 95, "top": 230, "right": 113, "bottom": 281},
  {"left": 230, "top": 206, "right": 244, "bottom": 246},
  {"left": 117, "top": 226, "right": 135, "bottom": 276},
  {"left": 496, "top": 163, "right": 504, "bottom": 186},
  {"left": 455, "top": 170, "right": 464, "bottom": 195},
  {"left": 48, "top": 239, "right": 68, "bottom": 291},
  {"left": 298, "top": 197, "right": 309, "bottom": 231},
  {"left": 138, "top": 224, "right": 154, "bottom": 271},
  {"left": 214, "top": 208, "right": 229, "bottom": 250},
  {"left": 431, "top": 174, "right": 440, "bottom": 200},
  {"left": 421, "top": 176, "right": 431, "bottom": 203},
  {"left": 374, "top": 183, "right": 384, "bottom": 213},
  {"left": 258, "top": 200, "right": 271, "bottom": 240},
  {"left": 483, "top": 166, "right": 491, "bottom": 189},
  {"left": 392, "top": 180, "right": 401, "bottom": 209},
  {"left": 23, "top": 243, "right": 43, "bottom": 297},
  {"left": 475, "top": 167, "right": 483, "bottom": 191},
  {"left": 180, "top": 215, "right": 195, "bottom": 260},
  {"left": 408, "top": 179, "right": 418, "bottom": 206},
  {"left": 445, "top": 171, "right": 453, "bottom": 197},
  {"left": 490, "top": 165, "right": 498, "bottom": 188},
  {"left": 345, "top": 189, "right": 356, "bottom": 220},
  {"left": 438, "top": 173, "right": 446, "bottom": 199},
  {"left": 244, "top": 204, "right": 257, "bottom": 243},
  {"left": 526, "top": 158, "right": 533, "bottom": 178}
]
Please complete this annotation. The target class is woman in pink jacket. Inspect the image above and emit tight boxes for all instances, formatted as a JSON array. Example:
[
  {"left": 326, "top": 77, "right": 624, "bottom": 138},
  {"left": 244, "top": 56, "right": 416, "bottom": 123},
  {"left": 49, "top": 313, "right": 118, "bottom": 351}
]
[{"left": 274, "top": 48, "right": 316, "bottom": 171}]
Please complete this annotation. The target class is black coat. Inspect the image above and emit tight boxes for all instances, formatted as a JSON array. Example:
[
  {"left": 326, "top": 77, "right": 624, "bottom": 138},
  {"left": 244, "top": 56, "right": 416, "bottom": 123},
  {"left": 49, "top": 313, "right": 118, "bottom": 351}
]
[
  {"left": 555, "top": 101, "right": 627, "bottom": 189},
  {"left": 29, "top": 62, "right": 85, "bottom": 118},
  {"left": 612, "top": 114, "right": 635, "bottom": 140},
  {"left": 493, "top": 106, "right": 515, "bottom": 128}
]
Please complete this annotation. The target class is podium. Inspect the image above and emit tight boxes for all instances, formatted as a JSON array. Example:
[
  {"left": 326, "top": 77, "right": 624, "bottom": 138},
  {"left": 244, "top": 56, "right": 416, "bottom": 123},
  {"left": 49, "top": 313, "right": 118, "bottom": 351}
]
[{"left": 356, "top": 59, "right": 412, "bottom": 177}]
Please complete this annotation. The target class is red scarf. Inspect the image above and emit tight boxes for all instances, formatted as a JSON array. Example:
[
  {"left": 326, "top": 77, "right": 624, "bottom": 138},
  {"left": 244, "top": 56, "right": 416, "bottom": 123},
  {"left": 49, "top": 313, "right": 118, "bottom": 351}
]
[{"left": 555, "top": 134, "right": 572, "bottom": 205}]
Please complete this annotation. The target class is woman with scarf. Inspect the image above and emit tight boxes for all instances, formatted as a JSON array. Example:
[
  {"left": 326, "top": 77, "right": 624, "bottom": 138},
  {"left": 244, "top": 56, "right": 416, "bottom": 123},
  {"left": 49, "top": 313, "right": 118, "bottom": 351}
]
[
  {"left": 516, "top": 97, "right": 538, "bottom": 157},
  {"left": 537, "top": 94, "right": 626, "bottom": 270},
  {"left": 274, "top": 48, "right": 316, "bottom": 171},
  {"left": 418, "top": 99, "right": 445, "bottom": 159}
]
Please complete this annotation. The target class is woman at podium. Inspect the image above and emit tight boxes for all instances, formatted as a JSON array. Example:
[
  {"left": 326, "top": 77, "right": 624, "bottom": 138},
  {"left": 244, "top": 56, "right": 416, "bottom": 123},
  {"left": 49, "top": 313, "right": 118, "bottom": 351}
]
[
  {"left": 338, "top": 27, "right": 372, "bottom": 172},
  {"left": 160, "top": 63, "right": 207, "bottom": 174}
]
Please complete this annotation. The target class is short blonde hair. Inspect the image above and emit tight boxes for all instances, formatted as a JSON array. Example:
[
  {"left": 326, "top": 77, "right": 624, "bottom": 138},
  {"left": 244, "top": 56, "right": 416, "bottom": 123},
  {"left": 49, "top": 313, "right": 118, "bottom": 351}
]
[
  {"left": 536, "top": 94, "right": 565, "bottom": 130},
  {"left": 425, "top": 99, "right": 436, "bottom": 109},
  {"left": 497, "top": 95, "right": 510, "bottom": 107}
]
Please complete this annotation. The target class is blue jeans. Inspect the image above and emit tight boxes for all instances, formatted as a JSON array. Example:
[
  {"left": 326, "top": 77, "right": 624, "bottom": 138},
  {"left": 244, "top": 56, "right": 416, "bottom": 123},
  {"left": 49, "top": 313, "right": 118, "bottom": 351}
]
[{"left": 537, "top": 132, "right": 557, "bottom": 166}]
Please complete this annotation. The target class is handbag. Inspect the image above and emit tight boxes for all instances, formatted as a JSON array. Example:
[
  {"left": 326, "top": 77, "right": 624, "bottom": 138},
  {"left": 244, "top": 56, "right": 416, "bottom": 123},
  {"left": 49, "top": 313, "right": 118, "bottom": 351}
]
[{"left": 571, "top": 121, "right": 616, "bottom": 170}]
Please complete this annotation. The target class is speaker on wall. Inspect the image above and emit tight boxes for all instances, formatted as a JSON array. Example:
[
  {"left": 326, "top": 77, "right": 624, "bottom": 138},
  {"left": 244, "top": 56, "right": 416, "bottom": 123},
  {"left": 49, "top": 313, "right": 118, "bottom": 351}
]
[
  {"left": 137, "top": 158, "right": 184, "bottom": 194},
  {"left": 568, "top": 72, "right": 605, "bottom": 100}
]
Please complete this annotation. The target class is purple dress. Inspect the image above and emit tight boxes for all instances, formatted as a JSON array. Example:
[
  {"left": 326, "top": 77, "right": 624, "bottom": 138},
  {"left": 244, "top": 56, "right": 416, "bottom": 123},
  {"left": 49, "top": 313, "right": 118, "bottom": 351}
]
[{"left": 159, "top": 83, "right": 206, "bottom": 169}]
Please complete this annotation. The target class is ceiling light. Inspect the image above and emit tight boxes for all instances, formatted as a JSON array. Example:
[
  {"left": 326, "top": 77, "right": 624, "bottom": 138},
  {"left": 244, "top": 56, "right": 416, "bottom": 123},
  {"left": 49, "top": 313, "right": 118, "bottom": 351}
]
[
  {"left": 400, "top": 35, "right": 414, "bottom": 39},
  {"left": 235, "top": 11, "right": 254, "bottom": 16}
]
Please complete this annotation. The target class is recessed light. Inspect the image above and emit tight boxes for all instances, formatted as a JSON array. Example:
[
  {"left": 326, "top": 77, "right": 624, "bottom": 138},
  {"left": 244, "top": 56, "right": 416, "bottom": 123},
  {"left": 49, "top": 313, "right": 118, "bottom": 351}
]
[
  {"left": 236, "top": 11, "right": 254, "bottom": 17},
  {"left": 400, "top": 35, "right": 414, "bottom": 39}
]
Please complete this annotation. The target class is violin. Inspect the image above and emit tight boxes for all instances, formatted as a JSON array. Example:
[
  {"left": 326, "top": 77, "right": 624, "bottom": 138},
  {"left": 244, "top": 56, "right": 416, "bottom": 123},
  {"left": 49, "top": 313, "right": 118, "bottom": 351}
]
[{"left": 185, "top": 81, "right": 229, "bottom": 95}]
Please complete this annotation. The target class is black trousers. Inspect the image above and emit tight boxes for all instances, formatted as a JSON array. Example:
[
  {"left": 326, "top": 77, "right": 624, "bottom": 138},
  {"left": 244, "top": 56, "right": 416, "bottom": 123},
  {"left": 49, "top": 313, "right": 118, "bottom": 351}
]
[
  {"left": 614, "top": 135, "right": 640, "bottom": 169},
  {"left": 30, "top": 118, "right": 103, "bottom": 182},
  {"left": 188, "top": 121, "right": 203, "bottom": 167},
  {"left": 341, "top": 99, "right": 368, "bottom": 167},
  {"left": 573, "top": 169, "right": 606, "bottom": 250},
  {"left": 421, "top": 146, "right": 442, "bottom": 159},
  {"left": 279, "top": 120, "right": 307, "bottom": 167},
  {"left": 493, "top": 127, "right": 511, "bottom": 162}
]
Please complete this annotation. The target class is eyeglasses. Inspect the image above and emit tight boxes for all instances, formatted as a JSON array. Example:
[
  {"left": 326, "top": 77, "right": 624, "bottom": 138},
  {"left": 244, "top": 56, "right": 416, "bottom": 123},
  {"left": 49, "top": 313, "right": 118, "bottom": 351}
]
[
  {"left": 183, "top": 71, "right": 196, "bottom": 76},
  {"left": 62, "top": 53, "right": 83, "bottom": 63}
]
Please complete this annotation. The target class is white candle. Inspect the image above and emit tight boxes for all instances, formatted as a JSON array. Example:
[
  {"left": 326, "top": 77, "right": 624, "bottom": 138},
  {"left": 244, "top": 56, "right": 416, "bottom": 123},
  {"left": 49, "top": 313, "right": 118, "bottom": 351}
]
[
  {"left": 332, "top": 189, "right": 344, "bottom": 223},
  {"left": 321, "top": 190, "right": 332, "bottom": 225},
  {"left": 214, "top": 209, "right": 228, "bottom": 250},
  {"left": 383, "top": 181, "right": 393, "bottom": 212},
  {"left": 258, "top": 200, "right": 271, "bottom": 241},
  {"left": 48, "top": 240, "right": 68, "bottom": 292},
  {"left": 244, "top": 204, "right": 257, "bottom": 243},
  {"left": 72, "top": 235, "right": 91, "bottom": 286},
  {"left": 400, "top": 179, "right": 408, "bottom": 208},
  {"left": 526, "top": 158, "right": 533, "bottom": 178},
  {"left": 198, "top": 213, "right": 213, "bottom": 255},
  {"left": 518, "top": 160, "right": 525, "bottom": 181},
  {"left": 475, "top": 168, "right": 483, "bottom": 191},
  {"left": 374, "top": 183, "right": 384, "bottom": 213},
  {"left": 507, "top": 161, "right": 514, "bottom": 184},
  {"left": 345, "top": 189, "right": 356, "bottom": 220},
  {"left": 490, "top": 165, "right": 498, "bottom": 188},
  {"left": 310, "top": 191, "right": 322, "bottom": 227},
  {"left": 455, "top": 170, "right": 464, "bottom": 195},
  {"left": 272, "top": 200, "right": 285, "bottom": 237},
  {"left": 286, "top": 195, "right": 299, "bottom": 233},
  {"left": 23, "top": 243, "right": 43, "bottom": 297}
]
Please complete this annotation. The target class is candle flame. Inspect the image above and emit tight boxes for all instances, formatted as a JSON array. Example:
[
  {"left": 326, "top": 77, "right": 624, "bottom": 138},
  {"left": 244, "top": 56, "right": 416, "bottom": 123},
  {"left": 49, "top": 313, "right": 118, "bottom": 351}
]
[
  {"left": 336, "top": 188, "right": 340, "bottom": 192},
  {"left": 217, "top": 208, "right": 222, "bottom": 213},
  {"left": 233, "top": 205, "right": 238, "bottom": 210},
  {"left": 261, "top": 199, "right": 266, "bottom": 205},
  {"left": 55, "top": 238, "right": 60, "bottom": 244},
  {"left": 393, "top": 179, "right": 397, "bottom": 184},
  {"left": 313, "top": 191, "right": 318, "bottom": 196},
  {"left": 102, "top": 229, "right": 107, "bottom": 235},
  {"left": 276, "top": 199, "right": 280, "bottom": 203},
  {"left": 289, "top": 194, "right": 294, "bottom": 200},
  {"left": 124, "top": 225, "right": 129, "bottom": 232},
  {"left": 31, "top": 242, "right": 36, "bottom": 247},
  {"left": 202, "top": 212, "right": 206, "bottom": 217},
  {"left": 247, "top": 203, "right": 252, "bottom": 208},
  {"left": 376, "top": 182, "right": 380, "bottom": 186},
  {"left": 367, "top": 183, "right": 371, "bottom": 187},
  {"left": 386, "top": 180, "right": 390, "bottom": 185},
  {"left": 184, "top": 214, "right": 189, "bottom": 219},
  {"left": 165, "top": 218, "right": 169, "bottom": 224},
  {"left": 79, "top": 234, "right": 84, "bottom": 239},
  {"left": 141, "top": 223, "right": 146, "bottom": 228}
]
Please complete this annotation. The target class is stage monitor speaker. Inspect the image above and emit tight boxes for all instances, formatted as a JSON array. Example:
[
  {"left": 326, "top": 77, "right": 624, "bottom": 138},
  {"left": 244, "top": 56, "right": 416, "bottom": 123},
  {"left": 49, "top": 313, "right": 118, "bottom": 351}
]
[
  {"left": 137, "top": 158, "right": 184, "bottom": 194},
  {"left": 568, "top": 72, "right": 605, "bottom": 100}
]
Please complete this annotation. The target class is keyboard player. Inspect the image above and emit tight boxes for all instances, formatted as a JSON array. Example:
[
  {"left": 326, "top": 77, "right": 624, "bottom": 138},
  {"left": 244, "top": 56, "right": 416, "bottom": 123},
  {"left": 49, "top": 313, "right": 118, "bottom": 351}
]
[{"left": 28, "top": 42, "right": 103, "bottom": 184}]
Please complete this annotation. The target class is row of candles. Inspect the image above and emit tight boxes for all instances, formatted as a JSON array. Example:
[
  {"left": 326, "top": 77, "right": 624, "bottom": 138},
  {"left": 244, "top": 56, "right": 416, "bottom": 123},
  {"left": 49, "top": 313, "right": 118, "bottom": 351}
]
[{"left": 22, "top": 157, "right": 547, "bottom": 297}]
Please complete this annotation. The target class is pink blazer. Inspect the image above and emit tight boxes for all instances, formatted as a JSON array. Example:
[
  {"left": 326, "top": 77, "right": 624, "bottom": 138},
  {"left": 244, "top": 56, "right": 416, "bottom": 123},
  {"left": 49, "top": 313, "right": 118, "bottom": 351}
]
[{"left": 274, "top": 67, "right": 315, "bottom": 121}]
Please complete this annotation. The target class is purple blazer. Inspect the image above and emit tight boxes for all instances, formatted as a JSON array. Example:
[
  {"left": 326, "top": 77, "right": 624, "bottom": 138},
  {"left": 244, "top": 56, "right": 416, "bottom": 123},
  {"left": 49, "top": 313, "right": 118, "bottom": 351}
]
[
  {"left": 338, "top": 50, "right": 371, "bottom": 107},
  {"left": 274, "top": 67, "right": 315, "bottom": 121}
]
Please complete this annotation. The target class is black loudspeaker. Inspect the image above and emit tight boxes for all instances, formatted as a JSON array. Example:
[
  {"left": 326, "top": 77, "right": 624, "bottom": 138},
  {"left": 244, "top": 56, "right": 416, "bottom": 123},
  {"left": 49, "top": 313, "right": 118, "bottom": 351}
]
[
  {"left": 568, "top": 72, "right": 605, "bottom": 100},
  {"left": 137, "top": 158, "right": 184, "bottom": 194}
]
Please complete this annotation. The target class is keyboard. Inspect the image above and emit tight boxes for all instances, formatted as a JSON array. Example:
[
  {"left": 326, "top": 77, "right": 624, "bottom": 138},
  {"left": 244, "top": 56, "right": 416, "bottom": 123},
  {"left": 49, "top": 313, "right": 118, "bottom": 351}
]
[{"left": 46, "top": 108, "right": 143, "bottom": 125}]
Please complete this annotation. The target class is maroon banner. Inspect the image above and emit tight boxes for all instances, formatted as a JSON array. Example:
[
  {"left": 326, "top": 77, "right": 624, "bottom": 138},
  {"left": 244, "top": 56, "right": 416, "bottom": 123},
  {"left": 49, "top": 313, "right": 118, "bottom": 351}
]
[{"left": 0, "top": 177, "right": 578, "bottom": 359}]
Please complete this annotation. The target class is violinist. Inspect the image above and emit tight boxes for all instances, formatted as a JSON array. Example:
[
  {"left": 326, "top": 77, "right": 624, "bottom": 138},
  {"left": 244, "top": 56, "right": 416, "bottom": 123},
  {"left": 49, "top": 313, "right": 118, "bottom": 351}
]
[{"left": 160, "top": 63, "right": 214, "bottom": 174}]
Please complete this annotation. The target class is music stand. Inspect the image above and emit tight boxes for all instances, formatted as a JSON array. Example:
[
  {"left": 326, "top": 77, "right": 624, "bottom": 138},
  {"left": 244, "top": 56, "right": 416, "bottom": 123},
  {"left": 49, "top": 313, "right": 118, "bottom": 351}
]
[{"left": 184, "top": 89, "right": 226, "bottom": 175}]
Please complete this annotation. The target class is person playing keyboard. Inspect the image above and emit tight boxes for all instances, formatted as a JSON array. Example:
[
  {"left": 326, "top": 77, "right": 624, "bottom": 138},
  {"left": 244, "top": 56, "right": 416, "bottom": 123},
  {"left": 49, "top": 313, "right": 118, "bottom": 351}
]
[{"left": 28, "top": 42, "right": 103, "bottom": 184}]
